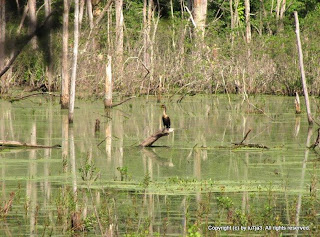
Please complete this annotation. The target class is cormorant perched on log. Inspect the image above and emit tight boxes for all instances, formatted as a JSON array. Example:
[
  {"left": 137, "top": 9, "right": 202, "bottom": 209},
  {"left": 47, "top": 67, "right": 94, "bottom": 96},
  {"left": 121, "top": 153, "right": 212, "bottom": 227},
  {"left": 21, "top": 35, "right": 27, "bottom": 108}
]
[{"left": 161, "top": 104, "right": 171, "bottom": 129}]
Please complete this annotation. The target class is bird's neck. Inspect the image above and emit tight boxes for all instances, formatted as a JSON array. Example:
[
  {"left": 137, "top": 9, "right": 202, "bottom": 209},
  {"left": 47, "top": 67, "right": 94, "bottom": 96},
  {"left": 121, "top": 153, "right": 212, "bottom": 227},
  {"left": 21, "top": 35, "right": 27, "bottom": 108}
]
[{"left": 163, "top": 108, "right": 167, "bottom": 117}]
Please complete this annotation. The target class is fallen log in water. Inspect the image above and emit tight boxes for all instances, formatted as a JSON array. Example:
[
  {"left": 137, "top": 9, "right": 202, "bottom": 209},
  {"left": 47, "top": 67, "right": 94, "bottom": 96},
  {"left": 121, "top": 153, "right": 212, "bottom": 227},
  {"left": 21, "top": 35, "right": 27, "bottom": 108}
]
[
  {"left": 140, "top": 128, "right": 174, "bottom": 147},
  {"left": 0, "top": 140, "right": 61, "bottom": 149},
  {"left": 232, "top": 129, "right": 269, "bottom": 149}
]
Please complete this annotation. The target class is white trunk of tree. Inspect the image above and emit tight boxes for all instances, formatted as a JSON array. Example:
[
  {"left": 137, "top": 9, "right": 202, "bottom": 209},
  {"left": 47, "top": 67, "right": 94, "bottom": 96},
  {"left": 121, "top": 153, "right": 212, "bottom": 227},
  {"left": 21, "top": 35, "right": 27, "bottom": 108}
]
[
  {"left": 45, "top": 0, "right": 53, "bottom": 92},
  {"left": 0, "top": 0, "right": 6, "bottom": 93},
  {"left": 28, "top": 0, "right": 37, "bottom": 49},
  {"left": 192, "top": 0, "right": 207, "bottom": 39},
  {"left": 79, "top": 0, "right": 85, "bottom": 28},
  {"left": 86, "top": 0, "right": 94, "bottom": 29},
  {"left": 69, "top": 0, "right": 80, "bottom": 123},
  {"left": 294, "top": 11, "right": 312, "bottom": 125},
  {"left": 61, "top": 0, "right": 70, "bottom": 109},
  {"left": 244, "top": 0, "right": 251, "bottom": 43},
  {"left": 104, "top": 55, "right": 112, "bottom": 108},
  {"left": 115, "top": 0, "right": 124, "bottom": 68}
]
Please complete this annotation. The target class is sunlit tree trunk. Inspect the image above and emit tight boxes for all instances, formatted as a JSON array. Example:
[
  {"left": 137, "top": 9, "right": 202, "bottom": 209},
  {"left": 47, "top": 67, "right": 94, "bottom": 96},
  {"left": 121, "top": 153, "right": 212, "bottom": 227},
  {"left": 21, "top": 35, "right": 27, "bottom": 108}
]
[
  {"left": 86, "top": 0, "right": 94, "bottom": 29},
  {"left": 69, "top": 0, "right": 80, "bottom": 123},
  {"left": 28, "top": 0, "right": 37, "bottom": 49},
  {"left": 79, "top": 0, "right": 85, "bottom": 28},
  {"left": 192, "top": 0, "right": 207, "bottom": 39},
  {"left": 61, "top": 0, "right": 70, "bottom": 109},
  {"left": 0, "top": 0, "right": 6, "bottom": 93},
  {"left": 45, "top": 0, "right": 53, "bottom": 91},
  {"left": 244, "top": 0, "right": 251, "bottom": 43},
  {"left": 278, "top": 0, "right": 286, "bottom": 32},
  {"left": 115, "top": 0, "right": 124, "bottom": 74}
]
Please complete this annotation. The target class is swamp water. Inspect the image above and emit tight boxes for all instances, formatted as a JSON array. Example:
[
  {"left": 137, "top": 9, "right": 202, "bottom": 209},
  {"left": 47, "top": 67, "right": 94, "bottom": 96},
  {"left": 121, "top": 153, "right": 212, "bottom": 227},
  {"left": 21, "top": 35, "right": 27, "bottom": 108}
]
[{"left": 0, "top": 95, "right": 319, "bottom": 236}]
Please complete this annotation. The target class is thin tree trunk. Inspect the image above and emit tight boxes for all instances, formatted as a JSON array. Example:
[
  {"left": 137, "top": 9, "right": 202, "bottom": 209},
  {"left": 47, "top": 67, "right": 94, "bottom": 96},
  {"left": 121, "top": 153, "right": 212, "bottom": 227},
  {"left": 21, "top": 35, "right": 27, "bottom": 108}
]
[
  {"left": 104, "top": 55, "right": 112, "bottom": 108},
  {"left": 28, "top": 0, "right": 37, "bottom": 49},
  {"left": 0, "top": 0, "right": 6, "bottom": 93},
  {"left": 17, "top": 3, "right": 29, "bottom": 34},
  {"left": 115, "top": 0, "right": 124, "bottom": 77},
  {"left": 45, "top": 0, "right": 53, "bottom": 92},
  {"left": 278, "top": 0, "right": 286, "bottom": 32},
  {"left": 294, "top": 11, "right": 312, "bottom": 126},
  {"left": 192, "top": 0, "right": 207, "bottom": 39},
  {"left": 86, "top": 0, "right": 94, "bottom": 29},
  {"left": 79, "top": 0, "right": 85, "bottom": 28},
  {"left": 69, "top": 0, "right": 80, "bottom": 123},
  {"left": 244, "top": 0, "right": 251, "bottom": 43},
  {"left": 61, "top": 0, "right": 70, "bottom": 109},
  {"left": 143, "top": 0, "right": 150, "bottom": 68}
]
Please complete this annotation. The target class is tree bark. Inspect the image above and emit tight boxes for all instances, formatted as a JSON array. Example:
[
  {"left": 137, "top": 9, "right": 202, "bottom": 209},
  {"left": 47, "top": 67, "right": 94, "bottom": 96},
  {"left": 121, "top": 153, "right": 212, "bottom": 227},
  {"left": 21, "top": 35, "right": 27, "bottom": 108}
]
[
  {"left": 0, "top": 0, "right": 6, "bottom": 93},
  {"left": 140, "top": 129, "right": 174, "bottom": 147},
  {"left": 115, "top": 0, "right": 124, "bottom": 72},
  {"left": 104, "top": 55, "right": 112, "bottom": 108},
  {"left": 278, "top": 0, "right": 286, "bottom": 32},
  {"left": 294, "top": 11, "right": 312, "bottom": 126},
  {"left": 45, "top": 0, "right": 53, "bottom": 92},
  {"left": 28, "top": 0, "right": 37, "bottom": 49},
  {"left": 192, "top": 0, "right": 207, "bottom": 39},
  {"left": 244, "top": 0, "right": 251, "bottom": 43},
  {"left": 61, "top": 0, "right": 70, "bottom": 109},
  {"left": 86, "top": 0, "right": 94, "bottom": 29},
  {"left": 79, "top": 0, "right": 85, "bottom": 28},
  {"left": 69, "top": 0, "right": 80, "bottom": 123}
]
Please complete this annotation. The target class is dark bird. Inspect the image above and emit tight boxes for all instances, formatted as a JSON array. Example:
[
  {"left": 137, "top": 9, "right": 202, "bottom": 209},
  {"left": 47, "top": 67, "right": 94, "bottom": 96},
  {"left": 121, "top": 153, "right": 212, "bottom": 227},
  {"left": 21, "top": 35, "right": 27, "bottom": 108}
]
[{"left": 161, "top": 104, "right": 171, "bottom": 129}]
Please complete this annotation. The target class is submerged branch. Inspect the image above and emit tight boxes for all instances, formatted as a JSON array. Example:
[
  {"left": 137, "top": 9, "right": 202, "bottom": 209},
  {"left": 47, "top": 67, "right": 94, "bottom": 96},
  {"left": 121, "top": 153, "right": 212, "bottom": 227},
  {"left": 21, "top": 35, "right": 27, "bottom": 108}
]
[
  {"left": 0, "top": 140, "right": 61, "bottom": 149},
  {"left": 9, "top": 92, "right": 60, "bottom": 102}
]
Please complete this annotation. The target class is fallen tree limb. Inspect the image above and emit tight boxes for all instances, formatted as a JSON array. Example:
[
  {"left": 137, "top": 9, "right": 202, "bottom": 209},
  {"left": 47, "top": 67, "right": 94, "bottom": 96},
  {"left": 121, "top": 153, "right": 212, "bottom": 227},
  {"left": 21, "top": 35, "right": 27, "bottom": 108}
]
[
  {"left": 105, "top": 96, "right": 136, "bottom": 108},
  {"left": 0, "top": 140, "right": 61, "bottom": 149},
  {"left": 140, "top": 128, "right": 174, "bottom": 147},
  {"left": 308, "top": 128, "right": 320, "bottom": 149},
  {"left": 9, "top": 92, "right": 60, "bottom": 102},
  {"left": 232, "top": 129, "right": 269, "bottom": 149},
  {"left": 0, "top": 11, "right": 55, "bottom": 78}
]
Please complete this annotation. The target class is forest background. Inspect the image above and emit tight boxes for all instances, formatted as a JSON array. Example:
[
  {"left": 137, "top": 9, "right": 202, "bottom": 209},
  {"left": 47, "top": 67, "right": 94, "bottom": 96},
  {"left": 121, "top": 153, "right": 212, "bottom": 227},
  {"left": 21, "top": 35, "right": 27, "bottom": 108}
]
[{"left": 0, "top": 0, "right": 319, "bottom": 99}]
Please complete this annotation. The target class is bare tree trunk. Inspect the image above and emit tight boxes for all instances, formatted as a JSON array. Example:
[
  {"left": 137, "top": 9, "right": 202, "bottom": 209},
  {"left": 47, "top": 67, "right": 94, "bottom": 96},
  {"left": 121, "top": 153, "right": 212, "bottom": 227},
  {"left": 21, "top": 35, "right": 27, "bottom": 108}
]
[
  {"left": 192, "top": 0, "right": 207, "bottom": 39},
  {"left": 79, "top": 0, "right": 85, "bottom": 28},
  {"left": 143, "top": 0, "right": 150, "bottom": 68},
  {"left": 69, "top": 0, "right": 80, "bottom": 123},
  {"left": 45, "top": 0, "right": 53, "bottom": 92},
  {"left": 0, "top": 0, "right": 6, "bottom": 93},
  {"left": 61, "top": 0, "right": 70, "bottom": 109},
  {"left": 115, "top": 0, "right": 124, "bottom": 77},
  {"left": 229, "top": 0, "right": 234, "bottom": 45},
  {"left": 294, "top": 11, "right": 312, "bottom": 126},
  {"left": 244, "top": 0, "right": 251, "bottom": 43},
  {"left": 17, "top": 3, "right": 29, "bottom": 34},
  {"left": 28, "top": 0, "right": 37, "bottom": 49},
  {"left": 86, "top": 0, "right": 94, "bottom": 29},
  {"left": 104, "top": 55, "right": 112, "bottom": 108},
  {"left": 278, "top": 0, "right": 286, "bottom": 32}
]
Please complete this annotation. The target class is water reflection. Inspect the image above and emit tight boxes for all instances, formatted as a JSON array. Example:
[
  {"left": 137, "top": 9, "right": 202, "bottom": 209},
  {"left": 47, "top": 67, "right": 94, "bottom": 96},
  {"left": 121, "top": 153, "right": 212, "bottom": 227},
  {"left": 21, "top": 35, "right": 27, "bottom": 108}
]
[{"left": 0, "top": 96, "right": 319, "bottom": 235}]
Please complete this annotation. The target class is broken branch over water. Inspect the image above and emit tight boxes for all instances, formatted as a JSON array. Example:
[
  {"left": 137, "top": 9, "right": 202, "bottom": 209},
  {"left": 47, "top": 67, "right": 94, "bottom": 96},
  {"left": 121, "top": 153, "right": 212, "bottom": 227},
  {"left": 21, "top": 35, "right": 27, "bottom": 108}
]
[
  {"left": 9, "top": 92, "right": 59, "bottom": 102},
  {"left": 0, "top": 140, "right": 61, "bottom": 149},
  {"left": 140, "top": 128, "right": 174, "bottom": 147},
  {"left": 232, "top": 129, "right": 269, "bottom": 149}
]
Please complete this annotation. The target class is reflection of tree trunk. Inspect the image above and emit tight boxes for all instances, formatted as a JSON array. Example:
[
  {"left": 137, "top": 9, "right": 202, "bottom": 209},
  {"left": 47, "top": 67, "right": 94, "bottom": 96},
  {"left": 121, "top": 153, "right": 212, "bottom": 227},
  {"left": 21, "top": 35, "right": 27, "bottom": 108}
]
[
  {"left": 61, "top": 0, "right": 70, "bottom": 109},
  {"left": 44, "top": 105, "right": 52, "bottom": 221},
  {"left": 69, "top": 0, "right": 80, "bottom": 123},
  {"left": 69, "top": 127, "right": 77, "bottom": 195},
  {"left": 105, "top": 118, "right": 112, "bottom": 163},
  {"left": 28, "top": 123, "right": 37, "bottom": 236},
  {"left": 28, "top": 0, "right": 37, "bottom": 50},
  {"left": 62, "top": 114, "right": 69, "bottom": 172},
  {"left": 295, "top": 127, "right": 312, "bottom": 234}
]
